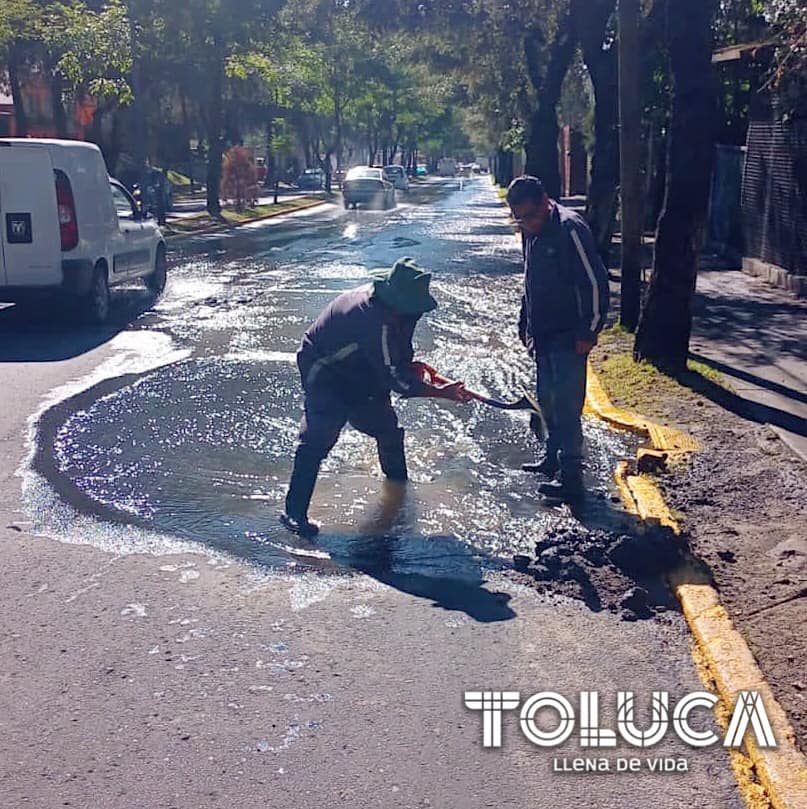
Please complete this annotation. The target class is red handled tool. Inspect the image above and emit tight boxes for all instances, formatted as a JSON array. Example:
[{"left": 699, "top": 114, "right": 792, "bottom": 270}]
[{"left": 412, "top": 361, "right": 541, "bottom": 412}]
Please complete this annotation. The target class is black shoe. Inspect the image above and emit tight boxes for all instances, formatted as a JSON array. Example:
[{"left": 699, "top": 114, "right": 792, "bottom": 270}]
[
  {"left": 280, "top": 513, "right": 321, "bottom": 538},
  {"left": 538, "top": 475, "right": 585, "bottom": 502},
  {"left": 522, "top": 456, "right": 560, "bottom": 477}
]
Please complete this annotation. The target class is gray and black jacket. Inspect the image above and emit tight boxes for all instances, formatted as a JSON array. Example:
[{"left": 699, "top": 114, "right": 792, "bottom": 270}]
[
  {"left": 518, "top": 202, "right": 610, "bottom": 354},
  {"left": 297, "top": 285, "right": 426, "bottom": 402}
]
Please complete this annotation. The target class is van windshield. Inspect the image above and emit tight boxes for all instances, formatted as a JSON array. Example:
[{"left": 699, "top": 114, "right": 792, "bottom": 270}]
[{"left": 111, "top": 184, "right": 136, "bottom": 220}]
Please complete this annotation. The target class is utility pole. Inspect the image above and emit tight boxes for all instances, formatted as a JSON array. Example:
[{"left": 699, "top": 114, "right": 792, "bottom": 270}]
[{"left": 618, "top": 0, "right": 643, "bottom": 331}]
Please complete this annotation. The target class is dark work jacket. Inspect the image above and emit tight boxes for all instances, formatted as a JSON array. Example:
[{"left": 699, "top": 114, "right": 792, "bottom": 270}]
[
  {"left": 297, "top": 285, "right": 426, "bottom": 402},
  {"left": 518, "top": 202, "right": 610, "bottom": 354}
]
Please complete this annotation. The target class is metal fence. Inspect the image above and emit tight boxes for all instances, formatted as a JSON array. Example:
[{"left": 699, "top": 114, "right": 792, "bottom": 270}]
[
  {"left": 741, "top": 119, "right": 807, "bottom": 276},
  {"left": 707, "top": 144, "right": 746, "bottom": 261}
]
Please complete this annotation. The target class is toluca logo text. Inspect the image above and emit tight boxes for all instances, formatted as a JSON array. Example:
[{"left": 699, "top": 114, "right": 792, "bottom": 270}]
[{"left": 464, "top": 690, "right": 776, "bottom": 749}]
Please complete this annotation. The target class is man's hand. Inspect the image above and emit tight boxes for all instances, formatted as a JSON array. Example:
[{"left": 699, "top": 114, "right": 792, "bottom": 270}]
[
  {"left": 410, "top": 361, "right": 474, "bottom": 403},
  {"left": 576, "top": 339, "right": 596, "bottom": 355},
  {"left": 435, "top": 380, "right": 474, "bottom": 403}
]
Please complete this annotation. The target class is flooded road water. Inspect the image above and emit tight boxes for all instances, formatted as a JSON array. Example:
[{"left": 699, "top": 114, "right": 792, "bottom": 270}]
[{"left": 27, "top": 178, "right": 640, "bottom": 587}]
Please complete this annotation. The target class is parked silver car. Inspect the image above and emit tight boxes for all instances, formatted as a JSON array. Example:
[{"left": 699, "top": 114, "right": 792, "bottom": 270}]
[
  {"left": 296, "top": 167, "right": 325, "bottom": 190},
  {"left": 383, "top": 165, "right": 409, "bottom": 193},
  {"left": 342, "top": 166, "right": 396, "bottom": 210}
]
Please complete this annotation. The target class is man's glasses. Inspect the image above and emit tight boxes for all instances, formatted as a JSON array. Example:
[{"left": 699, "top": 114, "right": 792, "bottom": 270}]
[{"left": 512, "top": 209, "right": 543, "bottom": 225}]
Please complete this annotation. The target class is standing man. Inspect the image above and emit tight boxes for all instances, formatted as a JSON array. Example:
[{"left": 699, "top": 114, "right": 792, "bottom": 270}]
[
  {"left": 281, "top": 257, "right": 471, "bottom": 537},
  {"left": 507, "top": 176, "right": 610, "bottom": 501}
]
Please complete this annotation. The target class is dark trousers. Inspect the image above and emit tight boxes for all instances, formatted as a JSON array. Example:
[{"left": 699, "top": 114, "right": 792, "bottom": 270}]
[
  {"left": 536, "top": 347, "right": 588, "bottom": 475},
  {"left": 285, "top": 388, "right": 407, "bottom": 519}
]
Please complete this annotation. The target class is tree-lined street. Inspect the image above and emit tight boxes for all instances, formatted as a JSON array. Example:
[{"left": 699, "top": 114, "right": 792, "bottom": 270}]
[{"left": 1, "top": 1, "right": 806, "bottom": 807}]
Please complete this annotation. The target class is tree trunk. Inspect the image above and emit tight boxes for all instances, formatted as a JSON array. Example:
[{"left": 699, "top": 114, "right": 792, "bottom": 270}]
[
  {"left": 333, "top": 82, "right": 344, "bottom": 172},
  {"left": 576, "top": 0, "right": 619, "bottom": 261},
  {"left": 634, "top": 0, "right": 717, "bottom": 370},
  {"left": 265, "top": 119, "right": 276, "bottom": 188},
  {"left": 321, "top": 150, "right": 333, "bottom": 192},
  {"left": 205, "top": 57, "right": 226, "bottom": 217},
  {"left": 8, "top": 45, "right": 28, "bottom": 136},
  {"left": 46, "top": 61, "right": 69, "bottom": 138},
  {"left": 496, "top": 149, "right": 514, "bottom": 188},
  {"left": 106, "top": 106, "right": 124, "bottom": 175},
  {"left": 585, "top": 46, "right": 619, "bottom": 260},
  {"left": 523, "top": 15, "right": 576, "bottom": 197},
  {"left": 617, "top": 0, "right": 644, "bottom": 331}
]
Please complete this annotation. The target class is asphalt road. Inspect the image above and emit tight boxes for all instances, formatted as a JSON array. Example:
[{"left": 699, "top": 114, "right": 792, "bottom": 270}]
[{"left": 0, "top": 179, "right": 745, "bottom": 808}]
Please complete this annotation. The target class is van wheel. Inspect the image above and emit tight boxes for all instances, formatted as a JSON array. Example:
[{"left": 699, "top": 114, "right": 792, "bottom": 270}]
[
  {"left": 146, "top": 246, "right": 167, "bottom": 295},
  {"left": 82, "top": 265, "right": 110, "bottom": 324}
]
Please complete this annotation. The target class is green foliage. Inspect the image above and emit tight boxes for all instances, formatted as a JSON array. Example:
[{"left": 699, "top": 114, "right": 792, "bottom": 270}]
[
  {"left": 39, "top": 1, "right": 133, "bottom": 103},
  {"left": 766, "top": 0, "right": 807, "bottom": 112},
  {"left": 0, "top": 0, "right": 38, "bottom": 53}
]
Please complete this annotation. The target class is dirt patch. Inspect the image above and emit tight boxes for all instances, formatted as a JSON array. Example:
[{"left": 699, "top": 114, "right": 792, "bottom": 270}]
[
  {"left": 506, "top": 521, "right": 692, "bottom": 623},
  {"left": 591, "top": 326, "right": 807, "bottom": 752}
]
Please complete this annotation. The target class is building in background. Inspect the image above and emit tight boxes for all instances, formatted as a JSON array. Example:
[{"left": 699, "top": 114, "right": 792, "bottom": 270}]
[{"left": 0, "top": 69, "right": 95, "bottom": 139}]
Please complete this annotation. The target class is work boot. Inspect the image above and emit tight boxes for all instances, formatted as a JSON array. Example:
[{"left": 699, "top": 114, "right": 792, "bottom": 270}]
[
  {"left": 377, "top": 435, "right": 408, "bottom": 482},
  {"left": 279, "top": 512, "right": 321, "bottom": 538},
  {"left": 539, "top": 468, "right": 585, "bottom": 502},
  {"left": 282, "top": 449, "right": 322, "bottom": 538},
  {"left": 522, "top": 453, "right": 560, "bottom": 477}
]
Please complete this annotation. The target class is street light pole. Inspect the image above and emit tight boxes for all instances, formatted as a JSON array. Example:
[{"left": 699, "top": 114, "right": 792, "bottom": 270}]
[{"left": 618, "top": 0, "right": 643, "bottom": 331}]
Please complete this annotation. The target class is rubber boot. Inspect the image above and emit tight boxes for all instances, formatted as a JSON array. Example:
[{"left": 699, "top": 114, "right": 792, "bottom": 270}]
[
  {"left": 377, "top": 433, "right": 408, "bottom": 483},
  {"left": 281, "top": 449, "right": 322, "bottom": 538},
  {"left": 522, "top": 449, "right": 560, "bottom": 477},
  {"left": 539, "top": 467, "right": 585, "bottom": 502}
]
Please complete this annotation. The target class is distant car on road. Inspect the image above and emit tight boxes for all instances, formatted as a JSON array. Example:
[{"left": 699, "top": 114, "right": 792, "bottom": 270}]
[
  {"left": 416, "top": 164, "right": 428, "bottom": 177},
  {"left": 296, "top": 168, "right": 325, "bottom": 190},
  {"left": 342, "top": 166, "right": 396, "bottom": 210},
  {"left": 383, "top": 165, "right": 409, "bottom": 193}
]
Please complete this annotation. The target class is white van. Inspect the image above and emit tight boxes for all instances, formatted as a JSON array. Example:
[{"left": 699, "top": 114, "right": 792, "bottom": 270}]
[
  {"left": 437, "top": 157, "right": 457, "bottom": 177},
  {"left": 0, "top": 138, "right": 167, "bottom": 323}
]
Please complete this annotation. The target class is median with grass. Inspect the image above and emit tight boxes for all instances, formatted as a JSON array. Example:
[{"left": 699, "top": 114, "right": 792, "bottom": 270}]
[{"left": 163, "top": 194, "right": 334, "bottom": 237}]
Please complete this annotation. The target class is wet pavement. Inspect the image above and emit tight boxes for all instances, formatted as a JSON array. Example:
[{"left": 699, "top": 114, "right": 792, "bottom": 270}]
[
  {"left": 0, "top": 178, "right": 748, "bottom": 808},
  {"left": 25, "top": 179, "right": 639, "bottom": 583}
]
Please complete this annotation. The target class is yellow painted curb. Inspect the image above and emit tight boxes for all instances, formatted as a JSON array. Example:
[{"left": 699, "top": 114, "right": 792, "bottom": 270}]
[
  {"left": 587, "top": 363, "right": 807, "bottom": 809},
  {"left": 585, "top": 362, "right": 699, "bottom": 453}
]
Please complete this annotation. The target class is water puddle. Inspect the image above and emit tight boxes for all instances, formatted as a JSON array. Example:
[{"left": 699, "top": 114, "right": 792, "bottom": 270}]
[{"left": 24, "top": 179, "right": 650, "bottom": 612}]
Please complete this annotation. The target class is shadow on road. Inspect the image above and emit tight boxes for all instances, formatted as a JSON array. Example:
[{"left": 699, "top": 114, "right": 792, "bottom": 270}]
[
  {"left": 0, "top": 287, "right": 157, "bottom": 363},
  {"left": 685, "top": 353, "right": 807, "bottom": 439},
  {"left": 326, "top": 533, "right": 517, "bottom": 623}
]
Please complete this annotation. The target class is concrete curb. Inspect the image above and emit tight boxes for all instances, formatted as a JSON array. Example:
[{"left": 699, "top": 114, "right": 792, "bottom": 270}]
[
  {"left": 164, "top": 197, "right": 331, "bottom": 241},
  {"left": 743, "top": 257, "right": 807, "bottom": 298},
  {"left": 586, "top": 362, "right": 807, "bottom": 809}
]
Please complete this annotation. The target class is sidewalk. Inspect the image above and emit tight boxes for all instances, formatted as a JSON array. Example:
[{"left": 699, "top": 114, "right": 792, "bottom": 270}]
[
  {"left": 589, "top": 264, "right": 807, "bottom": 756},
  {"left": 691, "top": 265, "right": 807, "bottom": 460}
]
